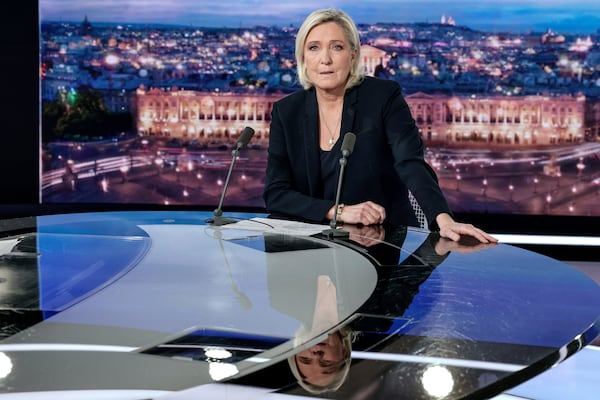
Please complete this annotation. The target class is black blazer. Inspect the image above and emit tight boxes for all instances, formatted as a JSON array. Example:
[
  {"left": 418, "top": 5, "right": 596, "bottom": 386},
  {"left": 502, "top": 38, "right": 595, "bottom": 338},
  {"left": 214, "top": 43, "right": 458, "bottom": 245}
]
[{"left": 263, "top": 76, "right": 452, "bottom": 227}]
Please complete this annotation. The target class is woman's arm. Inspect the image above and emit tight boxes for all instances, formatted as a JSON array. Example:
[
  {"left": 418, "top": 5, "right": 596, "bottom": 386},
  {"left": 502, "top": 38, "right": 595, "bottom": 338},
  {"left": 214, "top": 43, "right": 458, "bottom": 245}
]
[{"left": 382, "top": 83, "right": 453, "bottom": 225}]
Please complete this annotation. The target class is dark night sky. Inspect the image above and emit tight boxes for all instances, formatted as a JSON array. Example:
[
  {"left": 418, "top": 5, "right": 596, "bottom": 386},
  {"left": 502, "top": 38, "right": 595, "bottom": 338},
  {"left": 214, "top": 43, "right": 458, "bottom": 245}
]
[{"left": 41, "top": 0, "right": 600, "bottom": 34}]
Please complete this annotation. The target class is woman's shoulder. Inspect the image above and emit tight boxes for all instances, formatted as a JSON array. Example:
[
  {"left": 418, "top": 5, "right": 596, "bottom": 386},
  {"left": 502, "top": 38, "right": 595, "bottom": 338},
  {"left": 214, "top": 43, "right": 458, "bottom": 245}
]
[{"left": 275, "top": 88, "right": 310, "bottom": 108}]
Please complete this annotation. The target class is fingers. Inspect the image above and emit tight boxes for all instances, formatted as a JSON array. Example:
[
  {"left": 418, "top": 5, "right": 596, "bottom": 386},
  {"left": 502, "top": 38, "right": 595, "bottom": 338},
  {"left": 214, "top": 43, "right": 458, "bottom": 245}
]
[
  {"left": 440, "top": 222, "right": 498, "bottom": 244},
  {"left": 439, "top": 226, "right": 461, "bottom": 242},
  {"left": 465, "top": 226, "right": 498, "bottom": 244}
]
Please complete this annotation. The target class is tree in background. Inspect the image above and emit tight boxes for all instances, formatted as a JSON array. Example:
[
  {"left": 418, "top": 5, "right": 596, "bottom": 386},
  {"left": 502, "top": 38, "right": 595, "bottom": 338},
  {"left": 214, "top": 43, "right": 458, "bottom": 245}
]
[{"left": 42, "top": 85, "right": 132, "bottom": 142}]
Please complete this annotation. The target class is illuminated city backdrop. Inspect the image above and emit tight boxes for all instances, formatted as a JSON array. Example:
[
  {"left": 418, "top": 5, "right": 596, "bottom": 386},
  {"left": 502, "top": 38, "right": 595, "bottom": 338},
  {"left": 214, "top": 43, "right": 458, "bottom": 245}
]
[{"left": 39, "top": 1, "right": 600, "bottom": 217}]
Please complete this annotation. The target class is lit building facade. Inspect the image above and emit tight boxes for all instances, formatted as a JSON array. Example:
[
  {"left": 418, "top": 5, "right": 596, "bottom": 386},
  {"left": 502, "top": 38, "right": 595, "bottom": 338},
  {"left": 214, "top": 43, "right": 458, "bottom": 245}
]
[
  {"left": 406, "top": 92, "right": 587, "bottom": 145},
  {"left": 136, "top": 85, "right": 281, "bottom": 147},
  {"left": 137, "top": 85, "right": 588, "bottom": 147}
]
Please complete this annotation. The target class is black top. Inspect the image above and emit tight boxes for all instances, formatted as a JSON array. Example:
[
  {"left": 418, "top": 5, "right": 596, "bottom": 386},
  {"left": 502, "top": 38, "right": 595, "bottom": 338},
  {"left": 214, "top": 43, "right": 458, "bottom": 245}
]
[{"left": 319, "top": 141, "right": 342, "bottom": 202}]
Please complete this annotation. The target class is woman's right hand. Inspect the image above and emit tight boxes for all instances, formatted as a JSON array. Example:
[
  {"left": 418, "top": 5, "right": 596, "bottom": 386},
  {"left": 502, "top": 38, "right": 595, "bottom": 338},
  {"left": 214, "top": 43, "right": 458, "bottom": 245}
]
[{"left": 329, "top": 201, "right": 386, "bottom": 225}]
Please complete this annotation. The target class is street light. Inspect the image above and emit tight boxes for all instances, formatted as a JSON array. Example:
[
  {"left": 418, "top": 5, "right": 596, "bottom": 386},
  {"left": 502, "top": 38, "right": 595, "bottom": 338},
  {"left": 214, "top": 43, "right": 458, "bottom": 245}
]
[
  {"left": 105, "top": 53, "right": 120, "bottom": 68},
  {"left": 100, "top": 177, "right": 109, "bottom": 193},
  {"left": 241, "top": 172, "right": 248, "bottom": 191},
  {"left": 120, "top": 165, "right": 129, "bottom": 183},
  {"left": 154, "top": 157, "right": 164, "bottom": 175},
  {"left": 576, "top": 157, "right": 585, "bottom": 179}
]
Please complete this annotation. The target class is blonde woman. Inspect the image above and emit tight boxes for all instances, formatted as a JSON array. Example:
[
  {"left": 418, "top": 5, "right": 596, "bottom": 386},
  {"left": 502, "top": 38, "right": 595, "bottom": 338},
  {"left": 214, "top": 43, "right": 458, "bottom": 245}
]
[{"left": 264, "top": 8, "right": 496, "bottom": 244}]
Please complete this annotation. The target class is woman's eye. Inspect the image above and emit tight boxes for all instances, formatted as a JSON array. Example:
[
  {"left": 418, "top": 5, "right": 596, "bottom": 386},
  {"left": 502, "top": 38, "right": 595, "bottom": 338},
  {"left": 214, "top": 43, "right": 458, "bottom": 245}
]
[{"left": 308, "top": 45, "right": 319, "bottom": 51}]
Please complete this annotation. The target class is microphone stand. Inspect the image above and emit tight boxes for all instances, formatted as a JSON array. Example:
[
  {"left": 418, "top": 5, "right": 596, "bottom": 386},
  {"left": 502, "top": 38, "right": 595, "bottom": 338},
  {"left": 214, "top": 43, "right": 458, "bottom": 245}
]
[
  {"left": 205, "top": 146, "right": 241, "bottom": 225},
  {"left": 322, "top": 133, "right": 356, "bottom": 238},
  {"left": 322, "top": 156, "right": 350, "bottom": 238},
  {"left": 206, "top": 127, "right": 254, "bottom": 225}
]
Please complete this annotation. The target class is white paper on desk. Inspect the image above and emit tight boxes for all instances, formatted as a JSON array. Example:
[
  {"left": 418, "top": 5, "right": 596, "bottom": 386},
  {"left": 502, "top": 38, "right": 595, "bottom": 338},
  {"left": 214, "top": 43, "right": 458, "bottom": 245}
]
[{"left": 223, "top": 217, "right": 329, "bottom": 236}]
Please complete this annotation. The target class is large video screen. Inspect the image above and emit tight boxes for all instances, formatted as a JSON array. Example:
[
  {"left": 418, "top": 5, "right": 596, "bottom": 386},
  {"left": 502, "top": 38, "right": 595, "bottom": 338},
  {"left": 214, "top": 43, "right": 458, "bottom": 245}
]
[{"left": 39, "top": 1, "right": 600, "bottom": 218}]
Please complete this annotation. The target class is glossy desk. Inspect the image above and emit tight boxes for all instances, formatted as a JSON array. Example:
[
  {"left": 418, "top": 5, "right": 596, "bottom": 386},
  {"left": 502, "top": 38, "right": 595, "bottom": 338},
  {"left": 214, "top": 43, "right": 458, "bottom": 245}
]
[{"left": 0, "top": 211, "right": 599, "bottom": 399}]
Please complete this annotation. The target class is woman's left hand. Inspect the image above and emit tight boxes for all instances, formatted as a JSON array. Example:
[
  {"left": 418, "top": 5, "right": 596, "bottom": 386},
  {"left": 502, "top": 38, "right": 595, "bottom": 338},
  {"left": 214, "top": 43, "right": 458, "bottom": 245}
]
[{"left": 435, "top": 213, "right": 498, "bottom": 244}]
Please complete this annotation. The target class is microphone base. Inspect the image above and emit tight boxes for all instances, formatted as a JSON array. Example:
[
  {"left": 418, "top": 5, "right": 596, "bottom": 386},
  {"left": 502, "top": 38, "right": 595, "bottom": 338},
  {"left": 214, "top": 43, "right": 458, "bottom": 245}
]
[
  {"left": 321, "top": 228, "right": 350, "bottom": 238},
  {"left": 205, "top": 216, "right": 238, "bottom": 226}
]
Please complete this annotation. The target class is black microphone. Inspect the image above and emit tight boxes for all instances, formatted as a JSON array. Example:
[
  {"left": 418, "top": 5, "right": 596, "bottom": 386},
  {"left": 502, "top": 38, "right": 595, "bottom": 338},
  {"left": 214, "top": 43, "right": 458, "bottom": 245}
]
[
  {"left": 206, "top": 126, "right": 255, "bottom": 225},
  {"left": 341, "top": 131, "right": 356, "bottom": 158},
  {"left": 322, "top": 132, "right": 356, "bottom": 238},
  {"left": 236, "top": 126, "right": 255, "bottom": 149}
]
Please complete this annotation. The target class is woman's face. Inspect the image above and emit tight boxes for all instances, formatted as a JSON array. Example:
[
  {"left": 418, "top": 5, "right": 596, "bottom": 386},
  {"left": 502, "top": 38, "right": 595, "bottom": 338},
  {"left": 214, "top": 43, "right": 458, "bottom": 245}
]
[
  {"left": 295, "top": 332, "right": 348, "bottom": 387},
  {"left": 303, "top": 21, "right": 355, "bottom": 93}
]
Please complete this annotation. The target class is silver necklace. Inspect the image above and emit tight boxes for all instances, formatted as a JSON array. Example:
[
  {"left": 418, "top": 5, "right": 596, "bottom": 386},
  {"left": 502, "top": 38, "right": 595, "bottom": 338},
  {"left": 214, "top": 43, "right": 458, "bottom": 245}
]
[{"left": 320, "top": 109, "right": 341, "bottom": 150}]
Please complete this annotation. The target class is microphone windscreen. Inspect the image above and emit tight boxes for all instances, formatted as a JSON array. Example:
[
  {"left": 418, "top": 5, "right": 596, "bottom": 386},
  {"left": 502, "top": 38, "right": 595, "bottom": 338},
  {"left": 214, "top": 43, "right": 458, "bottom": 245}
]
[
  {"left": 237, "top": 126, "right": 255, "bottom": 148},
  {"left": 341, "top": 132, "right": 356, "bottom": 156}
]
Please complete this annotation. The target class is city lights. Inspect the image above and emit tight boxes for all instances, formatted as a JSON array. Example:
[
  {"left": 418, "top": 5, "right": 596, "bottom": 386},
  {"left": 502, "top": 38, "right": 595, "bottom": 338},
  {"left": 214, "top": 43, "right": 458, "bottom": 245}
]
[{"left": 40, "top": 7, "right": 600, "bottom": 216}]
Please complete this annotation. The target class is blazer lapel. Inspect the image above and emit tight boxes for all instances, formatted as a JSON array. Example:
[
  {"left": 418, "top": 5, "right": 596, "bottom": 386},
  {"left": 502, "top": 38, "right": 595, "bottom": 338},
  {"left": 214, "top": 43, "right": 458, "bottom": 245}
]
[
  {"left": 303, "top": 90, "right": 321, "bottom": 196},
  {"left": 341, "top": 85, "right": 358, "bottom": 137}
]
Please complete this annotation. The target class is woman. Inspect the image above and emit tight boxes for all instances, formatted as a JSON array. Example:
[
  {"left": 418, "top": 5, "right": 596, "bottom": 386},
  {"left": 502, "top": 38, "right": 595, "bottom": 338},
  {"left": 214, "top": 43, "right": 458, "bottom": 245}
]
[
  {"left": 263, "top": 8, "right": 496, "bottom": 244},
  {"left": 288, "top": 325, "right": 354, "bottom": 394},
  {"left": 286, "top": 274, "right": 354, "bottom": 394}
]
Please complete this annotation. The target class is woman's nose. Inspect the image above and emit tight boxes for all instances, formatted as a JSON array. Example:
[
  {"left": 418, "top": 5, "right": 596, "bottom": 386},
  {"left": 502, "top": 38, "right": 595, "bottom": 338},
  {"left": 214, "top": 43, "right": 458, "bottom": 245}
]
[{"left": 320, "top": 50, "right": 332, "bottom": 64}]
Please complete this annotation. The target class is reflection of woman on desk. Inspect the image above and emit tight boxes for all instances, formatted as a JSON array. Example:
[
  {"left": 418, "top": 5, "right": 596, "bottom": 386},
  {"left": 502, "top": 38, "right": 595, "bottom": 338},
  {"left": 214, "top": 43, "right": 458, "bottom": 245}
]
[
  {"left": 270, "top": 225, "right": 495, "bottom": 394},
  {"left": 320, "top": 226, "right": 497, "bottom": 398},
  {"left": 344, "top": 224, "right": 496, "bottom": 319},
  {"left": 263, "top": 233, "right": 365, "bottom": 394},
  {"left": 287, "top": 275, "right": 353, "bottom": 393}
]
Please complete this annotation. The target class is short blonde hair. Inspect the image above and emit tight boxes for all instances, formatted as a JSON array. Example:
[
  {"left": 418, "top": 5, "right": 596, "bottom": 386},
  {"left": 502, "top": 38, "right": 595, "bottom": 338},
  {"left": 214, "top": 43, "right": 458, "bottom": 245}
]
[
  {"left": 287, "top": 326, "right": 356, "bottom": 394},
  {"left": 295, "top": 8, "right": 364, "bottom": 90}
]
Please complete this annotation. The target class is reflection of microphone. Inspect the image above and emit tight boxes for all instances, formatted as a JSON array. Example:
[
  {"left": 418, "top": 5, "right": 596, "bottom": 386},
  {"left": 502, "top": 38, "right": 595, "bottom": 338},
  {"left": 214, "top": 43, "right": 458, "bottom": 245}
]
[
  {"left": 206, "top": 126, "right": 255, "bottom": 225},
  {"left": 212, "top": 228, "right": 253, "bottom": 310},
  {"left": 322, "top": 132, "right": 356, "bottom": 238}
]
